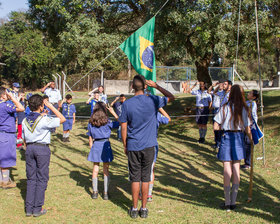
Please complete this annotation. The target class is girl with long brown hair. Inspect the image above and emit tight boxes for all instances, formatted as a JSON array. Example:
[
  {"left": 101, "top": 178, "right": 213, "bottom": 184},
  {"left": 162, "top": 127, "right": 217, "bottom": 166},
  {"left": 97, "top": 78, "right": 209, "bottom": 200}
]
[
  {"left": 213, "top": 84, "right": 253, "bottom": 211},
  {"left": 87, "top": 102, "right": 119, "bottom": 200}
]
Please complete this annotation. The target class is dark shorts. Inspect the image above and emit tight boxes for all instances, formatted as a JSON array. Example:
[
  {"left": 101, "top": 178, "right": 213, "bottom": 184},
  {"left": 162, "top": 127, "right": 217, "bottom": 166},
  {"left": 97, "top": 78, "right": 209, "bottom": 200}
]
[
  {"left": 0, "top": 132, "right": 16, "bottom": 168},
  {"left": 128, "top": 147, "right": 155, "bottom": 182},
  {"left": 217, "top": 132, "right": 246, "bottom": 161},
  {"left": 196, "top": 107, "right": 209, "bottom": 125}
]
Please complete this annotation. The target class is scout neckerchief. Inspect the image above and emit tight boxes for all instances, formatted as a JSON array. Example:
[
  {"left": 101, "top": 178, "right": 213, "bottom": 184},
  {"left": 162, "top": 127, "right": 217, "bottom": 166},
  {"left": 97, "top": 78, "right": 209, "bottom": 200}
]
[
  {"left": 65, "top": 102, "right": 72, "bottom": 118},
  {"left": 24, "top": 112, "right": 43, "bottom": 133},
  {"left": 0, "top": 99, "right": 4, "bottom": 104}
]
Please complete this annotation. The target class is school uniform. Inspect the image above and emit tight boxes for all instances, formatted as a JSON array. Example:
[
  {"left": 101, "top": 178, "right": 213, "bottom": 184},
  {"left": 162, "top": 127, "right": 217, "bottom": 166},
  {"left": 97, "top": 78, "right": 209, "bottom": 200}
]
[
  {"left": 113, "top": 101, "right": 124, "bottom": 139},
  {"left": 16, "top": 101, "right": 25, "bottom": 147},
  {"left": 154, "top": 112, "right": 169, "bottom": 163},
  {"left": 191, "top": 90, "right": 212, "bottom": 125},
  {"left": 62, "top": 103, "right": 76, "bottom": 131},
  {"left": 22, "top": 112, "right": 60, "bottom": 214},
  {"left": 214, "top": 104, "right": 250, "bottom": 161},
  {"left": 119, "top": 94, "right": 168, "bottom": 182},
  {"left": 0, "top": 100, "right": 17, "bottom": 168},
  {"left": 99, "top": 93, "right": 108, "bottom": 104},
  {"left": 220, "top": 91, "right": 230, "bottom": 107},
  {"left": 87, "top": 120, "right": 119, "bottom": 163},
  {"left": 89, "top": 99, "right": 98, "bottom": 114},
  {"left": 244, "top": 100, "right": 258, "bottom": 166}
]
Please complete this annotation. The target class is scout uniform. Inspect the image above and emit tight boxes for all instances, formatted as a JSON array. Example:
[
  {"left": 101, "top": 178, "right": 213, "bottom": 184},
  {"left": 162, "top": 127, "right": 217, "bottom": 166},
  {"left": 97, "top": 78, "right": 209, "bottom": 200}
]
[
  {"left": 62, "top": 102, "right": 76, "bottom": 132},
  {"left": 22, "top": 112, "right": 60, "bottom": 215},
  {"left": 44, "top": 88, "right": 62, "bottom": 114},
  {"left": 89, "top": 99, "right": 98, "bottom": 115}
]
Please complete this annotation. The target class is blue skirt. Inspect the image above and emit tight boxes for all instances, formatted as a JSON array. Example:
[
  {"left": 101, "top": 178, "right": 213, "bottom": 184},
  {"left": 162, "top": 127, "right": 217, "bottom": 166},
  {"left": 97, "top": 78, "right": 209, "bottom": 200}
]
[
  {"left": 196, "top": 107, "right": 209, "bottom": 125},
  {"left": 217, "top": 132, "right": 246, "bottom": 161},
  {"left": 0, "top": 132, "right": 16, "bottom": 168},
  {"left": 87, "top": 140, "right": 114, "bottom": 163},
  {"left": 63, "top": 119, "right": 73, "bottom": 131}
]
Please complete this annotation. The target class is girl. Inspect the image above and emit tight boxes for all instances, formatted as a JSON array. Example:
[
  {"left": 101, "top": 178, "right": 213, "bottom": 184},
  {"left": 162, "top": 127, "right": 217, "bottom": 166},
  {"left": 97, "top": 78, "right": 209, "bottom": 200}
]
[
  {"left": 241, "top": 90, "right": 259, "bottom": 169},
  {"left": 188, "top": 81, "right": 212, "bottom": 143},
  {"left": 214, "top": 85, "right": 253, "bottom": 211},
  {"left": 87, "top": 102, "right": 119, "bottom": 200}
]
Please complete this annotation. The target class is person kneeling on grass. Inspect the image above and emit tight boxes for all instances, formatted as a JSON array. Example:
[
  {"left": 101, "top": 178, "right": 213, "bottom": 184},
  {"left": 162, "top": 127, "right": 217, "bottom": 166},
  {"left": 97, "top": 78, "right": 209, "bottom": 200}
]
[
  {"left": 87, "top": 102, "right": 119, "bottom": 200},
  {"left": 61, "top": 94, "right": 76, "bottom": 142},
  {"left": 22, "top": 94, "right": 66, "bottom": 217}
]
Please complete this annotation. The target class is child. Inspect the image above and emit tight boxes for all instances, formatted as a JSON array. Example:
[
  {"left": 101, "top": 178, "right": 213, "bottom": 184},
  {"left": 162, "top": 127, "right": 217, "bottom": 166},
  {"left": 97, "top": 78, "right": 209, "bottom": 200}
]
[
  {"left": 86, "top": 91, "right": 99, "bottom": 115},
  {"left": 214, "top": 85, "right": 252, "bottom": 212},
  {"left": 241, "top": 90, "right": 259, "bottom": 169},
  {"left": 87, "top": 102, "right": 119, "bottom": 200},
  {"left": 0, "top": 87, "right": 24, "bottom": 189},
  {"left": 61, "top": 94, "right": 76, "bottom": 142},
  {"left": 22, "top": 94, "right": 65, "bottom": 217},
  {"left": 16, "top": 89, "right": 26, "bottom": 150},
  {"left": 25, "top": 93, "right": 33, "bottom": 117},
  {"left": 111, "top": 94, "right": 126, "bottom": 140},
  {"left": 42, "top": 95, "right": 51, "bottom": 115},
  {"left": 188, "top": 81, "right": 212, "bottom": 143},
  {"left": 148, "top": 108, "right": 171, "bottom": 202}
]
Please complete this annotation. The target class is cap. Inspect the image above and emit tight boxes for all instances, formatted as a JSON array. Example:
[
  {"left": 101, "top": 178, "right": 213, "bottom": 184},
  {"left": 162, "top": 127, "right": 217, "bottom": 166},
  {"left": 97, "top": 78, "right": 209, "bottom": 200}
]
[
  {"left": 13, "top": 82, "right": 20, "bottom": 88},
  {"left": 26, "top": 93, "right": 33, "bottom": 101}
]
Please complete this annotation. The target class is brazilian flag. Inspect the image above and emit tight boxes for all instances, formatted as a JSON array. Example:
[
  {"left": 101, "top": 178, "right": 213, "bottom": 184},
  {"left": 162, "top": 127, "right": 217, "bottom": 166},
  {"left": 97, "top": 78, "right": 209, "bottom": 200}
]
[{"left": 119, "top": 17, "right": 156, "bottom": 94}]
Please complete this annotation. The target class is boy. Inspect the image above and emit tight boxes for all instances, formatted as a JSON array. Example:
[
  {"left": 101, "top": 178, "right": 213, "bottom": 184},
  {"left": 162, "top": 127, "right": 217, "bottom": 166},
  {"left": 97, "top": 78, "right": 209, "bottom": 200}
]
[
  {"left": 16, "top": 89, "right": 26, "bottom": 150},
  {"left": 111, "top": 94, "right": 126, "bottom": 140},
  {"left": 61, "top": 94, "right": 76, "bottom": 142},
  {"left": 22, "top": 94, "right": 65, "bottom": 217},
  {"left": 86, "top": 91, "right": 99, "bottom": 115},
  {"left": 0, "top": 87, "right": 24, "bottom": 189}
]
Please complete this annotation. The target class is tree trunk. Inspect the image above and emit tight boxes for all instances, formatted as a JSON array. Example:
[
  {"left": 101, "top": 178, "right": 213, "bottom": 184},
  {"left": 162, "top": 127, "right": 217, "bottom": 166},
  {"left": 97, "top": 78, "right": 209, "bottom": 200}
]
[{"left": 195, "top": 60, "right": 212, "bottom": 85}]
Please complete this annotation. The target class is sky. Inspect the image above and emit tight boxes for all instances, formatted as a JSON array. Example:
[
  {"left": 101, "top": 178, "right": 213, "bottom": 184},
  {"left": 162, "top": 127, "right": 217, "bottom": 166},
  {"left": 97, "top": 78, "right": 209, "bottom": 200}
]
[{"left": 0, "top": 0, "right": 29, "bottom": 18}]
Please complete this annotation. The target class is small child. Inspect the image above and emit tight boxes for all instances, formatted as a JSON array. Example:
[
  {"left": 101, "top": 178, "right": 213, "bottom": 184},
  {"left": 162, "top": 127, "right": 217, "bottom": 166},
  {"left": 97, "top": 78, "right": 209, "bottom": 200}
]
[
  {"left": 22, "top": 94, "right": 65, "bottom": 217},
  {"left": 0, "top": 87, "right": 24, "bottom": 189},
  {"left": 87, "top": 102, "right": 119, "bottom": 200},
  {"left": 16, "top": 89, "right": 26, "bottom": 150},
  {"left": 147, "top": 108, "right": 170, "bottom": 202},
  {"left": 25, "top": 93, "right": 33, "bottom": 117},
  {"left": 61, "top": 94, "right": 76, "bottom": 142},
  {"left": 42, "top": 95, "right": 51, "bottom": 115},
  {"left": 86, "top": 91, "right": 99, "bottom": 115},
  {"left": 111, "top": 94, "right": 126, "bottom": 140},
  {"left": 241, "top": 90, "right": 259, "bottom": 169}
]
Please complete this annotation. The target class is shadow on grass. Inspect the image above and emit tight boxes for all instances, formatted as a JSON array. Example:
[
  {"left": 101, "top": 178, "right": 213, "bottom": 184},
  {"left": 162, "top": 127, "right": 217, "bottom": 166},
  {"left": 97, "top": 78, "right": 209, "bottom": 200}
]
[{"left": 70, "top": 171, "right": 92, "bottom": 197}]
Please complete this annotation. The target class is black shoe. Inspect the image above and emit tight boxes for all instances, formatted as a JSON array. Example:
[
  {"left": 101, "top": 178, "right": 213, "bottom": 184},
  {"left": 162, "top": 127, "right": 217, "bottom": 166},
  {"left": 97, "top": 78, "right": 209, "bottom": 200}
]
[
  {"left": 220, "top": 203, "right": 231, "bottom": 212},
  {"left": 128, "top": 206, "right": 138, "bottom": 219},
  {"left": 92, "top": 191, "right": 98, "bottom": 199},
  {"left": 33, "top": 209, "right": 47, "bottom": 217},
  {"left": 200, "top": 138, "right": 205, "bottom": 143},
  {"left": 197, "top": 138, "right": 203, "bottom": 143},
  {"left": 139, "top": 207, "right": 149, "bottom": 218},
  {"left": 103, "top": 192, "right": 109, "bottom": 200},
  {"left": 240, "top": 164, "right": 250, "bottom": 169},
  {"left": 62, "top": 138, "right": 66, "bottom": 142},
  {"left": 230, "top": 204, "right": 236, "bottom": 210},
  {"left": 66, "top": 137, "right": 70, "bottom": 142}
]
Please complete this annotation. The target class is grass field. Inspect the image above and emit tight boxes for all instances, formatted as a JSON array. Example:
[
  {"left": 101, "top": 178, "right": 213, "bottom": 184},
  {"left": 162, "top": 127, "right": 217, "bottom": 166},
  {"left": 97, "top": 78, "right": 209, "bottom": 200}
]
[{"left": 1, "top": 91, "right": 280, "bottom": 223}]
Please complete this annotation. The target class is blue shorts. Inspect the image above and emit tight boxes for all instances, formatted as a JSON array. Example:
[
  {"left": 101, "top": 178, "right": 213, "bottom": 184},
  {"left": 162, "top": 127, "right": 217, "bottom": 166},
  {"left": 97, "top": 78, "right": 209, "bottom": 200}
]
[
  {"left": 217, "top": 132, "right": 245, "bottom": 161},
  {"left": 196, "top": 107, "right": 209, "bottom": 125},
  {"left": 154, "top": 145, "right": 159, "bottom": 163},
  {"left": 63, "top": 119, "right": 73, "bottom": 131}
]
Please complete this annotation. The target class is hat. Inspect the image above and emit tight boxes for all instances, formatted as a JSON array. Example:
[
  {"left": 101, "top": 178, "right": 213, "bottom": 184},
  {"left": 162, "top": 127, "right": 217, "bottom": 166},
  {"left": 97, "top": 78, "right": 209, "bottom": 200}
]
[
  {"left": 26, "top": 93, "right": 33, "bottom": 101},
  {"left": 13, "top": 82, "right": 20, "bottom": 88}
]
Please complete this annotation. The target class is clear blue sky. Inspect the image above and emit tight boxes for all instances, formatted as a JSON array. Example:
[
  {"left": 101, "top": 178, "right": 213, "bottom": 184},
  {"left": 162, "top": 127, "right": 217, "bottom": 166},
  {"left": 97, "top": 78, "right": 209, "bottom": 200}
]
[{"left": 0, "top": 0, "right": 29, "bottom": 18}]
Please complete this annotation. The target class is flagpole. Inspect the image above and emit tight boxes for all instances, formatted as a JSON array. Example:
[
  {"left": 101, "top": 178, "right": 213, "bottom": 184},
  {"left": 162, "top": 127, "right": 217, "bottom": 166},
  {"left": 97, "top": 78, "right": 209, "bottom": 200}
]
[
  {"left": 68, "top": 47, "right": 120, "bottom": 91},
  {"left": 154, "top": 0, "right": 171, "bottom": 17}
]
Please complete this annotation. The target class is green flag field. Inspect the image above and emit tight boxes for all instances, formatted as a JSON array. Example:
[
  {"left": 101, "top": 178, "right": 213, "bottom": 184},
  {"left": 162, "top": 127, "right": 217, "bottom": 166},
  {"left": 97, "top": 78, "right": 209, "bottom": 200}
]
[{"left": 1, "top": 91, "right": 280, "bottom": 223}]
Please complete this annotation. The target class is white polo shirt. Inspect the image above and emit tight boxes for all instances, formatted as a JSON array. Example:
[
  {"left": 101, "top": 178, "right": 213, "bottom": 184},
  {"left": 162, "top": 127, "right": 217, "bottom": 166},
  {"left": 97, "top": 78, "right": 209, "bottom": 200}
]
[{"left": 44, "top": 88, "right": 62, "bottom": 104}]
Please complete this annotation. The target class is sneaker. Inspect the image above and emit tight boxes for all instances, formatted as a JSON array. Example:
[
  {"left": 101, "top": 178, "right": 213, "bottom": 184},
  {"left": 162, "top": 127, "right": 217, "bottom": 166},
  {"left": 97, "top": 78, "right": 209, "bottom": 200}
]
[
  {"left": 139, "top": 207, "right": 149, "bottom": 218},
  {"left": 92, "top": 191, "right": 98, "bottom": 199},
  {"left": 103, "top": 192, "right": 109, "bottom": 200},
  {"left": 220, "top": 203, "right": 231, "bottom": 212},
  {"left": 2, "top": 179, "right": 16, "bottom": 189},
  {"left": 197, "top": 138, "right": 203, "bottom": 143},
  {"left": 66, "top": 137, "right": 70, "bottom": 142},
  {"left": 147, "top": 195, "right": 153, "bottom": 202},
  {"left": 128, "top": 206, "right": 138, "bottom": 219},
  {"left": 62, "top": 138, "right": 66, "bottom": 142},
  {"left": 230, "top": 204, "right": 236, "bottom": 210},
  {"left": 240, "top": 164, "right": 250, "bottom": 169},
  {"left": 33, "top": 209, "right": 47, "bottom": 217},
  {"left": 26, "top": 212, "right": 32, "bottom": 217},
  {"left": 200, "top": 138, "right": 205, "bottom": 143}
]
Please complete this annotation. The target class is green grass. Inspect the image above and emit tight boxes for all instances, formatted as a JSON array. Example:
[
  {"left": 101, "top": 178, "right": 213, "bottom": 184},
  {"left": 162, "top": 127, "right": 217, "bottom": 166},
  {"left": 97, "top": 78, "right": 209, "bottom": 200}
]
[{"left": 1, "top": 91, "right": 280, "bottom": 223}]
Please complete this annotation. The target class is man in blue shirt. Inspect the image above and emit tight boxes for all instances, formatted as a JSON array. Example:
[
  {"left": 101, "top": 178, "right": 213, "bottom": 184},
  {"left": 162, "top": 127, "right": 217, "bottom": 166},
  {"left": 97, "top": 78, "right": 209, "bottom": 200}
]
[{"left": 119, "top": 75, "right": 174, "bottom": 219}]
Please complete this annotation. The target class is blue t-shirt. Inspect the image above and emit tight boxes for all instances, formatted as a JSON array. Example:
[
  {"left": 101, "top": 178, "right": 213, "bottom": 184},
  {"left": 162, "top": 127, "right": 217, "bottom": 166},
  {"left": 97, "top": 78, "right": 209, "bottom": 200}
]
[
  {"left": 87, "top": 120, "right": 119, "bottom": 139},
  {"left": 113, "top": 101, "right": 123, "bottom": 116},
  {"left": 17, "top": 101, "right": 26, "bottom": 124},
  {"left": 89, "top": 99, "right": 98, "bottom": 114},
  {"left": 25, "top": 106, "right": 31, "bottom": 117},
  {"left": 62, "top": 103, "right": 76, "bottom": 119},
  {"left": 119, "top": 94, "right": 168, "bottom": 151},
  {"left": 0, "top": 100, "right": 17, "bottom": 133}
]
